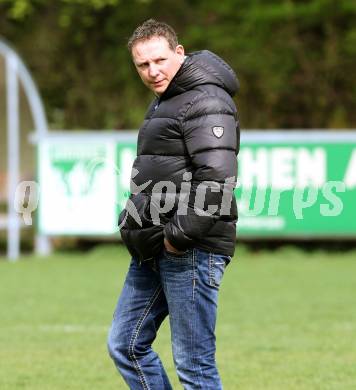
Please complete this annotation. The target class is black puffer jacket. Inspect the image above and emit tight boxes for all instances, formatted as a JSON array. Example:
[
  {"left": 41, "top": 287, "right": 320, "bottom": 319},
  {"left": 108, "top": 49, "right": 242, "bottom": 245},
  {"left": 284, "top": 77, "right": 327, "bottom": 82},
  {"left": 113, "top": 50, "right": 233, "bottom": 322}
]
[{"left": 119, "top": 50, "right": 240, "bottom": 262}]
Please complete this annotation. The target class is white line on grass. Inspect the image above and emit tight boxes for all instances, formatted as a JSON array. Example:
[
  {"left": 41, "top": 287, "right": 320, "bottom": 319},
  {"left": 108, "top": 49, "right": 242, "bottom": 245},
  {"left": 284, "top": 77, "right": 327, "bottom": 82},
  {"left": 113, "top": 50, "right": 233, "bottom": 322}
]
[{"left": 38, "top": 324, "right": 109, "bottom": 333}]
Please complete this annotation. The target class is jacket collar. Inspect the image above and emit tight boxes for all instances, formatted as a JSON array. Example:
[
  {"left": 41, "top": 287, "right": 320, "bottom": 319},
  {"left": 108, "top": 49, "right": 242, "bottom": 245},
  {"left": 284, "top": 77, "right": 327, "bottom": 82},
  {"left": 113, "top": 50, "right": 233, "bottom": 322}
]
[{"left": 160, "top": 50, "right": 239, "bottom": 101}]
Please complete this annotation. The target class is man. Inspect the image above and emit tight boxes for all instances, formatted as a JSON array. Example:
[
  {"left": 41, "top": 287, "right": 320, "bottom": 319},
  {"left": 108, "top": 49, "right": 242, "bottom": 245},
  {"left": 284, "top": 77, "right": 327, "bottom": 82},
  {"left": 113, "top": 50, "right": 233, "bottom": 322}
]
[{"left": 108, "top": 19, "right": 239, "bottom": 389}]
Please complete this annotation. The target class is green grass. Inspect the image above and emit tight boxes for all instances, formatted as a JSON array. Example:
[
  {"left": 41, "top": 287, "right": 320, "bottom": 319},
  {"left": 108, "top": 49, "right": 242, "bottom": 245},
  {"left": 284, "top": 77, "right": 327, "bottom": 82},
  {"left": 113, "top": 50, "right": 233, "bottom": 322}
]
[{"left": 1, "top": 245, "right": 356, "bottom": 389}]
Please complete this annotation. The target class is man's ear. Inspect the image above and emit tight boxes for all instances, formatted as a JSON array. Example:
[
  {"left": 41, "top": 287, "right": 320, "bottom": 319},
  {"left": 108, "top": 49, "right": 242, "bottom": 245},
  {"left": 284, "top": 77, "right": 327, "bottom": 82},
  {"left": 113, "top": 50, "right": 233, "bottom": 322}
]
[{"left": 176, "top": 44, "right": 185, "bottom": 60}]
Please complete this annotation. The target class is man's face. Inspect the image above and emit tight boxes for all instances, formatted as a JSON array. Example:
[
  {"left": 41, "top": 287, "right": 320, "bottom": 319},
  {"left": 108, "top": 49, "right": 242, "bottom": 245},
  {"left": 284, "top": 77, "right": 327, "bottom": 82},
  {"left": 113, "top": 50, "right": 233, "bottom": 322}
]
[{"left": 132, "top": 36, "right": 185, "bottom": 96}]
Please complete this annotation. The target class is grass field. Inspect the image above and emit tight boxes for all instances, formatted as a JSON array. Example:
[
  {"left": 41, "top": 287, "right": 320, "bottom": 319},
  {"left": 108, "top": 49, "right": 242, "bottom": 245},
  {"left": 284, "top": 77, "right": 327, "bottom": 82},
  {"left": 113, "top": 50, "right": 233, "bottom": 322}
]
[{"left": 1, "top": 245, "right": 356, "bottom": 390}]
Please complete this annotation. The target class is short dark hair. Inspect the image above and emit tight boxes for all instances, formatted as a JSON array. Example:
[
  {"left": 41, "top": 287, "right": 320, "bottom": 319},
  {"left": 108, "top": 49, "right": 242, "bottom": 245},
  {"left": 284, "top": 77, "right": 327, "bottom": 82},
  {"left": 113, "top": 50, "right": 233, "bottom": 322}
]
[{"left": 128, "top": 19, "right": 178, "bottom": 52}]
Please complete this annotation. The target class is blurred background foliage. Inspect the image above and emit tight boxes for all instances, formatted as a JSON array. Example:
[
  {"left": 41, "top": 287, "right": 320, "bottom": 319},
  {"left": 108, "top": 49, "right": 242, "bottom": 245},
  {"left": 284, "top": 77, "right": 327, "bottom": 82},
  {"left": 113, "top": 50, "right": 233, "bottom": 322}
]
[{"left": 0, "top": 0, "right": 355, "bottom": 130}]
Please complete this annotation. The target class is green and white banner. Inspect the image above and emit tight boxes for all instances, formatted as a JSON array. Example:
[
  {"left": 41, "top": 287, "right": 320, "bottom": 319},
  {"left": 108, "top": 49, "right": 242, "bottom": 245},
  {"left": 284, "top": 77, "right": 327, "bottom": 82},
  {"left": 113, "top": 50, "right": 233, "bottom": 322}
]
[
  {"left": 38, "top": 132, "right": 356, "bottom": 238},
  {"left": 236, "top": 136, "right": 356, "bottom": 237},
  {"left": 38, "top": 138, "right": 118, "bottom": 235}
]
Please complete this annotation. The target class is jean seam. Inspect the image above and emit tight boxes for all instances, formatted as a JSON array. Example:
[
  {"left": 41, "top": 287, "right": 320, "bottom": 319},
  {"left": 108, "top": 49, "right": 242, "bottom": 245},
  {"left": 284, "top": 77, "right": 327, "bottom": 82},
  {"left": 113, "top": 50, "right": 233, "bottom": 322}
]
[
  {"left": 128, "top": 285, "right": 163, "bottom": 390},
  {"left": 192, "top": 249, "right": 197, "bottom": 301},
  {"left": 209, "top": 252, "right": 215, "bottom": 287},
  {"left": 190, "top": 249, "right": 203, "bottom": 388}
]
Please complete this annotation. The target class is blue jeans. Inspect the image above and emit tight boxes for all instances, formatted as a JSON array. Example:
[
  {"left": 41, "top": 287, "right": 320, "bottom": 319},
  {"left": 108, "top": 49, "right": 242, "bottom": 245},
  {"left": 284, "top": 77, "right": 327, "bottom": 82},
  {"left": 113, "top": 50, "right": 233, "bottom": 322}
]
[{"left": 107, "top": 247, "right": 230, "bottom": 389}]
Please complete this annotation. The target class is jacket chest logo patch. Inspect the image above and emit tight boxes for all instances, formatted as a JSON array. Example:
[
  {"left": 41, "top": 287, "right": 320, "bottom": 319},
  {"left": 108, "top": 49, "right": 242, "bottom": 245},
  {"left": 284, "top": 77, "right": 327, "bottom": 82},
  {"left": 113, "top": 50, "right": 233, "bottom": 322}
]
[{"left": 212, "top": 126, "right": 224, "bottom": 138}]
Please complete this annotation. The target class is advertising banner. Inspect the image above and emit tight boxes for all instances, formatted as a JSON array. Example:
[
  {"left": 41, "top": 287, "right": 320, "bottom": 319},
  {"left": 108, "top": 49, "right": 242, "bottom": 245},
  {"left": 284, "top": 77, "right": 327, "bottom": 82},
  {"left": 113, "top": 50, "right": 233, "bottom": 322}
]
[
  {"left": 237, "top": 136, "right": 356, "bottom": 237},
  {"left": 38, "top": 132, "right": 356, "bottom": 238},
  {"left": 38, "top": 139, "right": 118, "bottom": 235}
]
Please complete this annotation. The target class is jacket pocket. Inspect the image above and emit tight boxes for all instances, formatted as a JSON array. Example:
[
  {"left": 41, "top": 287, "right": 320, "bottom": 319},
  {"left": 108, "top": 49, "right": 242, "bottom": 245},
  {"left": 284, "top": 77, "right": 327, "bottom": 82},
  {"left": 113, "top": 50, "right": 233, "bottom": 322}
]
[{"left": 119, "top": 193, "right": 164, "bottom": 262}]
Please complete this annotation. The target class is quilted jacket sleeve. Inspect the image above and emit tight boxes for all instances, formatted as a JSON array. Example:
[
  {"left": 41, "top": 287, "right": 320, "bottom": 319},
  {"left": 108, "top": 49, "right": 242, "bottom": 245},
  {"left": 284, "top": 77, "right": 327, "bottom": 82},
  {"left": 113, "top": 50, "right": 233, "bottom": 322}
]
[{"left": 163, "top": 93, "right": 239, "bottom": 251}]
